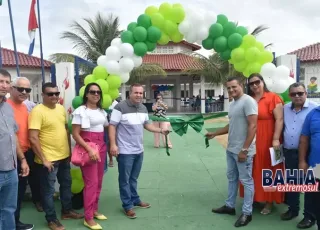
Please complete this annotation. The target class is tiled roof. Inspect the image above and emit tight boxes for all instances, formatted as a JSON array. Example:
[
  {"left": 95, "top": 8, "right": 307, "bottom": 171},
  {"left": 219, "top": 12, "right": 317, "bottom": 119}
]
[
  {"left": 143, "top": 53, "right": 202, "bottom": 71},
  {"left": 1, "top": 47, "right": 52, "bottom": 69},
  {"left": 289, "top": 43, "right": 320, "bottom": 62}
]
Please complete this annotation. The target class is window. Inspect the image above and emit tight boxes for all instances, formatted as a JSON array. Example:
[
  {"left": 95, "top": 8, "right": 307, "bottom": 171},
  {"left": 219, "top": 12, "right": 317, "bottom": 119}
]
[{"left": 299, "top": 68, "right": 305, "bottom": 82}]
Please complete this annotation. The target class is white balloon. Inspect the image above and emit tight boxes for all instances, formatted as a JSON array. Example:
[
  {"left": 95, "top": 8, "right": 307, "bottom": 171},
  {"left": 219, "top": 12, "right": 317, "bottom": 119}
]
[
  {"left": 205, "top": 13, "right": 216, "bottom": 26},
  {"left": 111, "top": 38, "right": 122, "bottom": 47},
  {"left": 105, "top": 60, "right": 120, "bottom": 75},
  {"left": 105, "top": 46, "right": 121, "bottom": 61},
  {"left": 97, "top": 55, "right": 108, "bottom": 67},
  {"left": 272, "top": 79, "right": 289, "bottom": 94},
  {"left": 260, "top": 63, "right": 276, "bottom": 79},
  {"left": 178, "top": 21, "right": 190, "bottom": 35},
  {"left": 132, "top": 55, "right": 142, "bottom": 67},
  {"left": 263, "top": 77, "right": 274, "bottom": 90},
  {"left": 185, "top": 32, "right": 197, "bottom": 43},
  {"left": 197, "top": 26, "right": 209, "bottom": 41},
  {"left": 119, "top": 43, "right": 134, "bottom": 58},
  {"left": 119, "top": 72, "right": 130, "bottom": 83},
  {"left": 119, "top": 57, "right": 134, "bottom": 72},
  {"left": 275, "top": 65, "right": 290, "bottom": 80},
  {"left": 288, "top": 77, "right": 295, "bottom": 85}
]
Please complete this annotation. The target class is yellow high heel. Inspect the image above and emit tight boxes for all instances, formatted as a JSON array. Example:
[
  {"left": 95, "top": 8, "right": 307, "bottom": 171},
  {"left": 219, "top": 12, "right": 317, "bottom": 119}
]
[
  {"left": 94, "top": 214, "right": 108, "bottom": 220},
  {"left": 84, "top": 220, "right": 102, "bottom": 230}
]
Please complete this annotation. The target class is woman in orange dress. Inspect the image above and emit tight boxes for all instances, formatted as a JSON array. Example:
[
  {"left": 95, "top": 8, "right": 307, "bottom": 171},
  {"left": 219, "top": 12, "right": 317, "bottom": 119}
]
[{"left": 239, "top": 73, "right": 284, "bottom": 214}]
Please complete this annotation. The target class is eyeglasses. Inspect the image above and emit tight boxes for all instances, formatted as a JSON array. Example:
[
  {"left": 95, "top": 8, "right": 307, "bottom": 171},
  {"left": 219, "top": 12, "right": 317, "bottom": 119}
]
[
  {"left": 290, "top": 92, "right": 305, "bottom": 97},
  {"left": 249, "top": 80, "right": 261, "bottom": 87},
  {"left": 13, "top": 86, "right": 31, "bottom": 93},
  {"left": 45, "top": 92, "right": 60, "bottom": 97},
  {"left": 89, "top": 90, "right": 102, "bottom": 95}
]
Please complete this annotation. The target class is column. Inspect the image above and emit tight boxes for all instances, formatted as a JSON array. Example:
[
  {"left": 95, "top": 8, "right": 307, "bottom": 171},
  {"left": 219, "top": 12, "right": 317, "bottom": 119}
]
[
  {"left": 200, "top": 75, "right": 205, "bottom": 114},
  {"left": 175, "top": 76, "right": 181, "bottom": 112},
  {"left": 145, "top": 78, "right": 151, "bottom": 102},
  {"left": 223, "top": 86, "right": 230, "bottom": 112},
  {"left": 121, "top": 83, "right": 126, "bottom": 100}
]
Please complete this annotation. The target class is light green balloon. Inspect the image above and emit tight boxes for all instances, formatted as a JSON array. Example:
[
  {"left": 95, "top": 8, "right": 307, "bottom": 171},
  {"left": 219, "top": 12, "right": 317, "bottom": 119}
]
[
  {"left": 95, "top": 79, "right": 109, "bottom": 94},
  {"left": 93, "top": 66, "right": 108, "bottom": 80},
  {"left": 151, "top": 13, "right": 165, "bottom": 29},
  {"left": 79, "top": 86, "right": 85, "bottom": 97},
  {"left": 107, "top": 75, "right": 122, "bottom": 89},
  {"left": 70, "top": 168, "right": 84, "bottom": 194},
  {"left": 109, "top": 88, "right": 120, "bottom": 100},
  {"left": 84, "top": 74, "right": 95, "bottom": 85},
  {"left": 102, "top": 94, "right": 112, "bottom": 109}
]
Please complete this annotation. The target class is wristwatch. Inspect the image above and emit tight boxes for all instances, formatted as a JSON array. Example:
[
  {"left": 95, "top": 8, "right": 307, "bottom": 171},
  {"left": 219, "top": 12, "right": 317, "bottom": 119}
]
[{"left": 241, "top": 148, "right": 248, "bottom": 154}]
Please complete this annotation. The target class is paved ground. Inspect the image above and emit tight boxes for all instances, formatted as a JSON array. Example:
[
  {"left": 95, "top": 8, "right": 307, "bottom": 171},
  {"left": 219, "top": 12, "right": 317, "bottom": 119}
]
[{"left": 21, "top": 119, "right": 309, "bottom": 230}]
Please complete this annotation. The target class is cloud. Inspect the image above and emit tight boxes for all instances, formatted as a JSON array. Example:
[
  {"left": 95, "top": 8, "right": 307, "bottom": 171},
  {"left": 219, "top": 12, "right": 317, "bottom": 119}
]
[{"left": 0, "top": 0, "right": 319, "bottom": 61}]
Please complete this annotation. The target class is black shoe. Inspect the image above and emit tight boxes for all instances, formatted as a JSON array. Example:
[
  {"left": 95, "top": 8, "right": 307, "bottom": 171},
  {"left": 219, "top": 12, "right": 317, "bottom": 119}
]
[
  {"left": 16, "top": 221, "right": 34, "bottom": 230},
  {"left": 212, "top": 205, "right": 236, "bottom": 215},
  {"left": 280, "top": 209, "right": 299, "bottom": 221},
  {"left": 297, "top": 217, "right": 315, "bottom": 229},
  {"left": 234, "top": 214, "right": 252, "bottom": 227}
]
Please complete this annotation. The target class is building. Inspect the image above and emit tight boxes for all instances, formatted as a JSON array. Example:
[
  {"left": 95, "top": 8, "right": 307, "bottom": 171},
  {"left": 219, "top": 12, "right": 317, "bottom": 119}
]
[
  {"left": 1, "top": 47, "right": 52, "bottom": 102},
  {"left": 125, "top": 40, "right": 224, "bottom": 112},
  {"left": 289, "top": 43, "right": 320, "bottom": 88}
]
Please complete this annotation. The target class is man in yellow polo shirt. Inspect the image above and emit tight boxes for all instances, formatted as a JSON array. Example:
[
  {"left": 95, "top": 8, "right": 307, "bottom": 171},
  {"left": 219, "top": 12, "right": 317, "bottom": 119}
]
[{"left": 28, "top": 82, "right": 83, "bottom": 230}]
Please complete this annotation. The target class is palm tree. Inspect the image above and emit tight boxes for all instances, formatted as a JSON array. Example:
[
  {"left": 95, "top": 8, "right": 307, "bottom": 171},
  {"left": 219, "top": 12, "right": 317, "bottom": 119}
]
[{"left": 49, "top": 12, "right": 165, "bottom": 83}]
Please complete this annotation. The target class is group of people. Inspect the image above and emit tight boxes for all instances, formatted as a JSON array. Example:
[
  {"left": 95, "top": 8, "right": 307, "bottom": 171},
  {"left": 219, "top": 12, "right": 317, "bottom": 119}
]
[
  {"left": 0, "top": 68, "right": 170, "bottom": 230},
  {"left": 206, "top": 74, "right": 320, "bottom": 228}
]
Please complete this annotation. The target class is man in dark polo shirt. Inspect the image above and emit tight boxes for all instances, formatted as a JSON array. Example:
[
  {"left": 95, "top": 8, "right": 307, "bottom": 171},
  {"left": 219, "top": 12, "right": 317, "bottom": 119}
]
[{"left": 0, "top": 69, "right": 30, "bottom": 230}]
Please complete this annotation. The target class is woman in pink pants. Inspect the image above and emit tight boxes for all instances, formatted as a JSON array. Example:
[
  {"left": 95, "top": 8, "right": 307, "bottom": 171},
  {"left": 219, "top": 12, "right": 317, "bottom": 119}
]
[
  {"left": 72, "top": 83, "right": 108, "bottom": 230},
  {"left": 152, "top": 93, "right": 172, "bottom": 148}
]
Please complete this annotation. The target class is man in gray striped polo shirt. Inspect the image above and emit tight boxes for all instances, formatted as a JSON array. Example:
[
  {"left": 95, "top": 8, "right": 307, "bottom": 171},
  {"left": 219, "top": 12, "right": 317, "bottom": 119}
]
[{"left": 109, "top": 83, "right": 169, "bottom": 219}]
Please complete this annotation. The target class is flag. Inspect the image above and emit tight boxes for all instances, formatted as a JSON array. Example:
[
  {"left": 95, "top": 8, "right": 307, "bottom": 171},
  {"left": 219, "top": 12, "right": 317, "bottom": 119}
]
[{"left": 28, "top": 0, "right": 38, "bottom": 55}]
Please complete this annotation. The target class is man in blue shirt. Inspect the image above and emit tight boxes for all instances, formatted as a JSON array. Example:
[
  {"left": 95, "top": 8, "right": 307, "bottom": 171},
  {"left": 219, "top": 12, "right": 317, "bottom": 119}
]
[
  {"left": 300, "top": 97, "right": 320, "bottom": 230},
  {"left": 281, "top": 83, "right": 318, "bottom": 229}
]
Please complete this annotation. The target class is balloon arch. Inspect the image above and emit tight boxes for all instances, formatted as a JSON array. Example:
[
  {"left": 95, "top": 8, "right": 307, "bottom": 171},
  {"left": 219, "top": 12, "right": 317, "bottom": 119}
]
[{"left": 71, "top": 2, "right": 294, "bottom": 110}]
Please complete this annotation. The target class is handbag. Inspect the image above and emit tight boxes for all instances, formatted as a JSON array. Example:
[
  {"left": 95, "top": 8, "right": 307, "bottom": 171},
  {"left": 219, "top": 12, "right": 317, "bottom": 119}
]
[{"left": 71, "top": 140, "right": 100, "bottom": 167}]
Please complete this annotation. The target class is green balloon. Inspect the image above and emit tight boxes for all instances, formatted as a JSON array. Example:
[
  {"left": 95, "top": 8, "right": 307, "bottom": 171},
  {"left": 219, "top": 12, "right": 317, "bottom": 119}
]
[
  {"left": 170, "top": 32, "right": 183, "bottom": 43},
  {"left": 147, "top": 26, "right": 162, "bottom": 43},
  {"left": 107, "top": 75, "right": 121, "bottom": 89},
  {"left": 245, "top": 47, "right": 261, "bottom": 62},
  {"left": 236, "top": 26, "right": 248, "bottom": 36},
  {"left": 93, "top": 66, "right": 108, "bottom": 80},
  {"left": 164, "top": 20, "right": 178, "bottom": 36},
  {"left": 127, "top": 22, "right": 138, "bottom": 32},
  {"left": 67, "top": 118, "right": 72, "bottom": 133},
  {"left": 228, "top": 33, "right": 243, "bottom": 49},
  {"left": 145, "top": 41, "right": 157, "bottom": 51},
  {"left": 96, "top": 79, "right": 109, "bottom": 93},
  {"left": 72, "top": 96, "right": 83, "bottom": 109},
  {"left": 121, "top": 31, "right": 135, "bottom": 45},
  {"left": 109, "top": 88, "right": 120, "bottom": 100},
  {"left": 102, "top": 94, "right": 112, "bottom": 109},
  {"left": 246, "top": 62, "right": 262, "bottom": 74},
  {"left": 209, "top": 23, "right": 223, "bottom": 39},
  {"left": 84, "top": 74, "right": 95, "bottom": 85},
  {"left": 70, "top": 168, "right": 84, "bottom": 194},
  {"left": 133, "top": 26, "right": 148, "bottom": 42},
  {"left": 169, "top": 7, "right": 185, "bottom": 23},
  {"left": 137, "top": 14, "right": 152, "bottom": 29},
  {"left": 217, "top": 14, "right": 228, "bottom": 26},
  {"left": 202, "top": 37, "right": 214, "bottom": 50},
  {"left": 79, "top": 86, "right": 85, "bottom": 97},
  {"left": 134, "top": 42, "right": 148, "bottom": 56},
  {"left": 234, "top": 60, "right": 247, "bottom": 72},
  {"left": 213, "top": 36, "right": 228, "bottom": 52},
  {"left": 220, "top": 49, "right": 231, "bottom": 61},
  {"left": 280, "top": 89, "right": 290, "bottom": 102},
  {"left": 223, "top": 22, "right": 237, "bottom": 37}
]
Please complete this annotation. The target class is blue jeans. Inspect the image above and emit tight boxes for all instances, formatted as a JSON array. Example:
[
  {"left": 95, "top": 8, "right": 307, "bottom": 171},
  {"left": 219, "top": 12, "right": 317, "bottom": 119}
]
[
  {"left": 37, "top": 158, "right": 73, "bottom": 222},
  {"left": 117, "top": 153, "right": 143, "bottom": 211},
  {"left": 225, "top": 151, "right": 254, "bottom": 215},
  {"left": 0, "top": 169, "right": 18, "bottom": 230}
]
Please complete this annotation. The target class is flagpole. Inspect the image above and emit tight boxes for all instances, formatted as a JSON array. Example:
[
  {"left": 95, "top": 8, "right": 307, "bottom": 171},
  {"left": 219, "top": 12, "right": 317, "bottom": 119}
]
[
  {"left": 36, "top": 0, "right": 45, "bottom": 84},
  {"left": 7, "top": 0, "right": 20, "bottom": 76}
]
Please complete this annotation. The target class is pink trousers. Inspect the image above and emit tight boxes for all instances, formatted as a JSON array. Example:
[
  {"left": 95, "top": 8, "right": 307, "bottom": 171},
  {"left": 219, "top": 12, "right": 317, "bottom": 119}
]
[{"left": 80, "top": 131, "right": 107, "bottom": 221}]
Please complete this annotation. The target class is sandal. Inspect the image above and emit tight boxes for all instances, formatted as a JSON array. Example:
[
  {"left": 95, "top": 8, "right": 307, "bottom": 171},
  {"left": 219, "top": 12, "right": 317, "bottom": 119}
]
[
  {"left": 260, "top": 207, "right": 271, "bottom": 215},
  {"left": 108, "top": 162, "right": 114, "bottom": 167}
]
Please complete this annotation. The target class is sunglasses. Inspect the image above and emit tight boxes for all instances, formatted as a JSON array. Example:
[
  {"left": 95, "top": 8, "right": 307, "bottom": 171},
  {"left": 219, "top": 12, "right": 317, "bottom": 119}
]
[
  {"left": 45, "top": 92, "right": 60, "bottom": 97},
  {"left": 249, "top": 80, "right": 261, "bottom": 87},
  {"left": 89, "top": 90, "right": 102, "bottom": 95},
  {"left": 290, "top": 92, "right": 305, "bottom": 97},
  {"left": 13, "top": 86, "right": 31, "bottom": 93}
]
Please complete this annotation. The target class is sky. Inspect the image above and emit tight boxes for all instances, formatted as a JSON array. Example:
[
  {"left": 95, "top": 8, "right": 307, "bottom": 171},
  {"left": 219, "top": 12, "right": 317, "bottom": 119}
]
[{"left": 1, "top": 0, "right": 320, "bottom": 61}]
